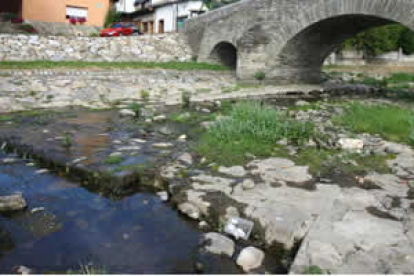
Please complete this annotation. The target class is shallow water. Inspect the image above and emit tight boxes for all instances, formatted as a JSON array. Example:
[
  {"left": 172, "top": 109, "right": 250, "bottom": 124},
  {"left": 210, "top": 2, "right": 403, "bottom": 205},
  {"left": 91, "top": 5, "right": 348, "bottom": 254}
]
[{"left": 0, "top": 152, "right": 201, "bottom": 274}]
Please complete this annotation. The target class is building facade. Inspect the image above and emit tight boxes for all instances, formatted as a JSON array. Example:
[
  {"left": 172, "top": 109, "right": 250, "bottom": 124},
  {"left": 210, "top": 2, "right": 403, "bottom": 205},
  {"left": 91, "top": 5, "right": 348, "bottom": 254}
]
[
  {"left": 0, "top": 0, "right": 113, "bottom": 26},
  {"left": 124, "top": 0, "right": 206, "bottom": 34}
]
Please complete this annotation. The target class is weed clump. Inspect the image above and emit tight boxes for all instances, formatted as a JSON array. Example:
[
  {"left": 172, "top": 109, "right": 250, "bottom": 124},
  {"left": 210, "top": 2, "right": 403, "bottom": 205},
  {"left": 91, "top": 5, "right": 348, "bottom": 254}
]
[{"left": 198, "top": 102, "right": 314, "bottom": 165}]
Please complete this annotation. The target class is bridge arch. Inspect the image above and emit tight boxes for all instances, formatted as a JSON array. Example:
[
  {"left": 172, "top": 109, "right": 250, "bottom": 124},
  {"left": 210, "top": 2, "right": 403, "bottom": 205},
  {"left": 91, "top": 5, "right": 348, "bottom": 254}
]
[
  {"left": 185, "top": 0, "right": 414, "bottom": 84},
  {"left": 209, "top": 41, "right": 238, "bottom": 69}
]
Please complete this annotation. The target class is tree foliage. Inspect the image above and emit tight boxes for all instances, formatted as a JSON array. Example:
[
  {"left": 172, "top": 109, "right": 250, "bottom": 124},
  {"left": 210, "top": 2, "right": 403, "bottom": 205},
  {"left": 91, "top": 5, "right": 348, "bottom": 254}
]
[{"left": 342, "top": 24, "right": 414, "bottom": 56}]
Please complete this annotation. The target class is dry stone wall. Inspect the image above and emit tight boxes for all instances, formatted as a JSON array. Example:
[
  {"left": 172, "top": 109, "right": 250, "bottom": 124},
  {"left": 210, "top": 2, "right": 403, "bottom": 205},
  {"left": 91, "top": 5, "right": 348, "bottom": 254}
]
[{"left": 0, "top": 33, "right": 192, "bottom": 62}]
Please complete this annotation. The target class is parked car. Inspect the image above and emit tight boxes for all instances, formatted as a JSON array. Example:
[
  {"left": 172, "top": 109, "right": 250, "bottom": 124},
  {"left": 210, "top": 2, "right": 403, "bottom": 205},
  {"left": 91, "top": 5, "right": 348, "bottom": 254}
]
[{"left": 100, "top": 23, "right": 142, "bottom": 37}]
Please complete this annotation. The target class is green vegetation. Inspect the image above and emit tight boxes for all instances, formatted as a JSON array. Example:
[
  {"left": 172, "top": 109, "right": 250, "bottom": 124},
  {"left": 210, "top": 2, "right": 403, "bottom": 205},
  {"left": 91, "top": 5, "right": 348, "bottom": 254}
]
[
  {"left": 202, "top": 0, "right": 240, "bottom": 10},
  {"left": 197, "top": 102, "right": 314, "bottom": 165},
  {"left": 62, "top": 132, "right": 73, "bottom": 149},
  {"left": 254, "top": 71, "right": 266, "bottom": 81},
  {"left": 104, "top": 156, "right": 124, "bottom": 165},
  {"left": 104, "top": 9, "right": 122, "bottom": 28},
  {"left": 140, "top": 90, "right": 150, "bottom": 101},
  {"left": 127, "top": 103, "right": 142, "bottom": 117},
  {"left": 0, "top": 61, "right": 230, "bottom": 71},
  {"left": 111, "top": 163, "right": 147, "bottom": 173},
  {"left": 342, "top": 24, "right": 414, "bottom": 55},
  {"left": 333, "top": 102, "right": 414, "bottom": 146},
  {"left": 182, "top": 91, "right": 191, "bottom": 109},
  {"left": 169, "top": 112, "right": 192, "bottom": 123},
  {"left": 302, "top": 265, "right": 326, "bottom": 274}
]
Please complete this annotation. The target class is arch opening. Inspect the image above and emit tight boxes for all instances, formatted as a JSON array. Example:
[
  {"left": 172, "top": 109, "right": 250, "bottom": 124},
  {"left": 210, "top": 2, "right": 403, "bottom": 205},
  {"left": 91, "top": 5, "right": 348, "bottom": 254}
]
[
  {"left": 209, "top": 42, "right": 238, "bottom": 69},
  {"left": 275, "top": 14, "right": 410, "bottom": 83}
]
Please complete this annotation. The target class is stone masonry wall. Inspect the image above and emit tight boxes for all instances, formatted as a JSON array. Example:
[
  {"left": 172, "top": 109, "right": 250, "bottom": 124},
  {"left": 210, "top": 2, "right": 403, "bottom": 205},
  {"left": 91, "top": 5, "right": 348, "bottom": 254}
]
[
  {"left": 0, "top": 69, "right": 235, "bottom": 113},
  {"left": 0, "top": 33, "right": 192, "bottom": 62}
]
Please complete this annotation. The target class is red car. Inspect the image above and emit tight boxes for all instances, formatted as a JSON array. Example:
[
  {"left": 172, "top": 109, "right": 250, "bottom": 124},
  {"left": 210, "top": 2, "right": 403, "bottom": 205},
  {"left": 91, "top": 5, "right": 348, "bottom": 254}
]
[{"left": 100, "top": 23, "right": 142, "bottom": 37}]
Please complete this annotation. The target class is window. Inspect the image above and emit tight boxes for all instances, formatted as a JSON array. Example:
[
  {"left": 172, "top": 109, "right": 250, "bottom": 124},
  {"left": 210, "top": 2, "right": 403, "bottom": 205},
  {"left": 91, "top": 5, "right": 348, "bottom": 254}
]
[{"left": 66, "top": 6, "right": 88, "bottom": 19}]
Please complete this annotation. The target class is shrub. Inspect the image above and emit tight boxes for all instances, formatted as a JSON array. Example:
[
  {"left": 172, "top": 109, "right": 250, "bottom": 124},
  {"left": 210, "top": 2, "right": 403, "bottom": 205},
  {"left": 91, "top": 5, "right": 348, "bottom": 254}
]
[
  {"left": 140, "top": 90, "right": 150, "bottom": 101},
  {"left": 19, "top": 24, "right": 37, "bottom": 34},
  {"left": 400, "top": 28, "right": 414, "bottom": 55},
  {"left": 127, "top": 102, "right": 142, "bottom": 117},
  {"left": 254, "top": 71, "right": 266, "bottom": 81},
  {"left": 104, "top": 9, "right": 122, "bottom": 28},
  {"left": 182, "top": 91, "right": 191, "bottom": 109}
]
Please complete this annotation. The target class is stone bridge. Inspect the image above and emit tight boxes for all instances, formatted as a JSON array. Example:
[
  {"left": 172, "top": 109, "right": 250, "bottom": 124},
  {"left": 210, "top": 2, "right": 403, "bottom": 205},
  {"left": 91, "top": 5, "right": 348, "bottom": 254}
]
[{"left": 184, "top": 0, "right": 414, "bottom": 84}]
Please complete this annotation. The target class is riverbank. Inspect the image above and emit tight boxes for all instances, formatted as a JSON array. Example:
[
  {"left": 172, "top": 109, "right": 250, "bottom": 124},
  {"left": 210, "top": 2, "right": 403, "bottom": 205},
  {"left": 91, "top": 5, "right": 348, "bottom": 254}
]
[{"left": 0, "top": 85, "right": 413, "bottom": 273}]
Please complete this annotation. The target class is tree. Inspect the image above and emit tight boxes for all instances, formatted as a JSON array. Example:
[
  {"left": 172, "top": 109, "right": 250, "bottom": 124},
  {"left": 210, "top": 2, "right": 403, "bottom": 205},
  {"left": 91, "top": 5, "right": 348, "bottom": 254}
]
[{"left": 399, "top": 28, "right": 414, "bottom": 55}]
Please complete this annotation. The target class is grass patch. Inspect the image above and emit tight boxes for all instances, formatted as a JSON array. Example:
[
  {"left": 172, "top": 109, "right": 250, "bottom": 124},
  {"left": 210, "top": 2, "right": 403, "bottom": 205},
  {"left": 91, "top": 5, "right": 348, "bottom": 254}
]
[
  {"left": 0, "top": 61, "right": 230, "bottom": 71},
  {"left": 197, "top": 102, "right": 314, "bottom": 165},
  {"left": 104, "top": 156, "right": 124, "bottom": 165},
  {"left": 386, "top": 72, "right": 414, "bottom": 84},
  {"left": 332, "top": 102, "right": 414, "bottom": 146}
]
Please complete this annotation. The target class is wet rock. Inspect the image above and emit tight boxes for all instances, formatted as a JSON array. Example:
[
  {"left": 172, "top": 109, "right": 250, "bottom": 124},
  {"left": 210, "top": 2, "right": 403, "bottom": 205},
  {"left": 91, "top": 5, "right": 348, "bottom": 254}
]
[
  {"left": 119, "top": 109, "right": 136, "bottom": 117},
  {"left": 177, "top": 153, "right": 193, "bottom": 165},
  {"left": 218, "top": 166, "right": 246, "bottom": 177},
  {"left": 296, "top": 100, "right": 310, "bottom": 106},
  {"left": 109, "top": 152, "right": 123, "bottom": 157},
  {"left": 177, "top": 134, "right": 187, "bottom": 142},
  {"left": 157, "top": 191, "right": 169, "bottom": 202},
  {"left": 2, "top": 158, "right": 17, "bottom": 164},
  {"left": 199, "top": 221, "right": 209, "bottom": 229},
  {"left": 153, "top": 115, "right": 166, "bottom": 121},
  {"left": 200, "top": 121, "right": 214, "bottom": 130},
  {"left": 153, "top": 142, "right": 174, "bottom": 149},
  {"left": 201, "top": 232, "right": 235, "bottom": 257},
  {"left": 178, "top": 202, "right": 201, "bottom": 220},
  {"left": 131, "top": 138, "right": 146, "bottom": 144},
  {"left": 236, "top": 246, "right": 265, "bottom": 272},
  {"left": 158, "top": 126, "right": 174, "bottom": 135},
  {"left": 35, "top": 169, "right": 48, "bottom": 175},
  {"left": 0, "top": 194, "right": 27, "bottom": 212},
  {"left": 15, "top": 265, "right": 33, "bottom": 275},
  {"left": 247, "top": 158, "right": 312, "bottom": 183},
  {"left": 117, "top": 145, "right": 141, "bottom": 151},
  {"left": 338, "top": 138, "right": 364, "bottom": 151}
]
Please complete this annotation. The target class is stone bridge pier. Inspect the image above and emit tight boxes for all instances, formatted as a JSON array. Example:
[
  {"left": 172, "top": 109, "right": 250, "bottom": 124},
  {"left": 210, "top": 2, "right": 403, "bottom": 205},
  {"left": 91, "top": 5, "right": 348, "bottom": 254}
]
[{"left": 184, "top": 0, "right": 414, "bottom": 84}]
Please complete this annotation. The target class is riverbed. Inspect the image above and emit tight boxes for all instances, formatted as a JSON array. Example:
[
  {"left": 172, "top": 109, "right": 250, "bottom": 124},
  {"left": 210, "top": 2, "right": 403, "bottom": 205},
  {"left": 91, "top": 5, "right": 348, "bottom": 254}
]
[{"left": 0, "top": 152, "right": 201, "bottom": 274}]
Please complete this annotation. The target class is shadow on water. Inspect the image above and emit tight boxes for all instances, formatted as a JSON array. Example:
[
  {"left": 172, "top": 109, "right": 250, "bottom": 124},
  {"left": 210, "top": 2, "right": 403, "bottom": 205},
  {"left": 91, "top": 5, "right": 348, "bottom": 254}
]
[{"left": 0, "top": 152, "right": 201, "bottom": 274}]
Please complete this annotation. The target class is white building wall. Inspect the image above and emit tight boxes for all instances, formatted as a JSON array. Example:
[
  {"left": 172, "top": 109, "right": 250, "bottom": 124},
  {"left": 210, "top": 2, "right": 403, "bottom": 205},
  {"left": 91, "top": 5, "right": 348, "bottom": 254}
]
[
  {"left": 115, "top": 0, "right": 136, "bottom": 13},
  {"left": 155, "top": 5, "right": 176, "bottom": 33},
  {"left": 154, "top": 1, "right": 206, "bottom": 33}
]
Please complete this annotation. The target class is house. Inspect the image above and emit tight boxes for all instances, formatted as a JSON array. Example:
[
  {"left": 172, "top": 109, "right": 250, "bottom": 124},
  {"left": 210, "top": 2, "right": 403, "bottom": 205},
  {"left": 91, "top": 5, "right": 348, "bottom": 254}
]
[
  {"left": 122, "top": 0, "right": 207, "bottom": 34},
  {"left": 115, "top": 0, "right": 136, "bottom": 13},
  {"left": 0, "top": 0, "right": 117, "bottom": 27}
]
